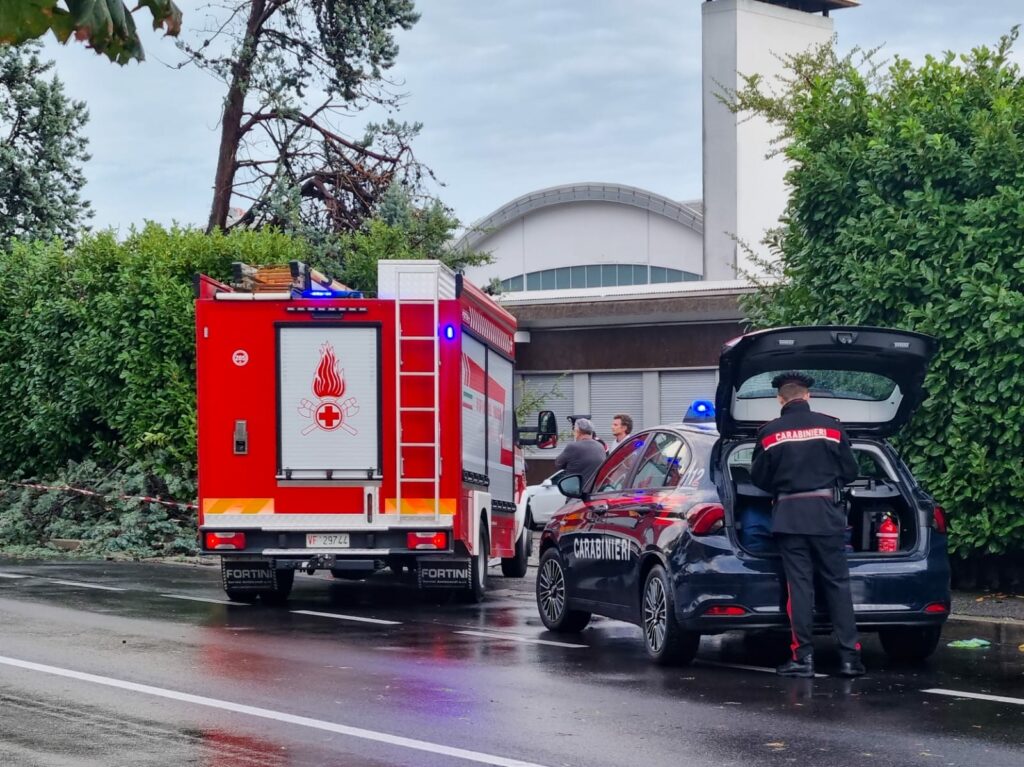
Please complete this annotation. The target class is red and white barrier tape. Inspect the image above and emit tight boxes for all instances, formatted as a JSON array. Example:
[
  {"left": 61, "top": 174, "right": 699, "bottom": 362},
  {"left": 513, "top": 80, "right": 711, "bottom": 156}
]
[{"left": 0, "top": 480, "right": 198, "bottom": 511}]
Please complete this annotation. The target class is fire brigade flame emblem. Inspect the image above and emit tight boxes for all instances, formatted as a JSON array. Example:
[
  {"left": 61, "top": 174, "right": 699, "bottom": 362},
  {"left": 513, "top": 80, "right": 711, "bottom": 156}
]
[{"left": 297, "top": 343, "right": 359, "bottom": 435}]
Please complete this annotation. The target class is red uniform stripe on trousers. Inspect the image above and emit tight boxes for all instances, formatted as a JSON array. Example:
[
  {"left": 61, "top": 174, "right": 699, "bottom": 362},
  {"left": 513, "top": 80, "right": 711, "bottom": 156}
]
[{"left": 786, "top": 584, "right": 799, "bottom": 660}]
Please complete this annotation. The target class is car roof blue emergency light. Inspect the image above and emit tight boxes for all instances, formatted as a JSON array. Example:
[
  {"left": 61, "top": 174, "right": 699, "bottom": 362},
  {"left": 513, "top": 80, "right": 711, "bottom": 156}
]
[{"left": 684, "top": 399, "right": 716, "bottom": 423}]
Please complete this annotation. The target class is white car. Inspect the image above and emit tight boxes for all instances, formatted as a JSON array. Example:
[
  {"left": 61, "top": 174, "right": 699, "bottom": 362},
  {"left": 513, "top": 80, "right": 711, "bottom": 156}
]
[{"left": 522, "top": 470, "right": 571, "bottom": 530}]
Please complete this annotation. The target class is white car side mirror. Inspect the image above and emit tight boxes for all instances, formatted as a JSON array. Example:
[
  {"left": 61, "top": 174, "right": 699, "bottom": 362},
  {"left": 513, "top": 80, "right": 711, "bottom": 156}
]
[{"left": 541, "top": 479, "right": 553, "bottom": 487}]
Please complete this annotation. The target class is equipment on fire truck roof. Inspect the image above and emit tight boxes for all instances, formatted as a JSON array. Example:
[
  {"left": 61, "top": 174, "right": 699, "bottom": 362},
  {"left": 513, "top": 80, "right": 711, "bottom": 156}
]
[{"left": 231, "top": 260, "right": 361, "bottom": 298}]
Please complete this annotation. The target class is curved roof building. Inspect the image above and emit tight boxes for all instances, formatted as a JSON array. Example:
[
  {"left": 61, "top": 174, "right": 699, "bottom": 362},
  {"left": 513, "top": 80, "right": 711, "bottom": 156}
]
[{"left": 457, "top": 183, "right": 705, "bottom": 294}]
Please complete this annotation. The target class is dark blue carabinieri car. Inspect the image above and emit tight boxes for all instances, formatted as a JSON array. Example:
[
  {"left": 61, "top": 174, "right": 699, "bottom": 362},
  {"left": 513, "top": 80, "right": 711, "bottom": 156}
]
[{"left": 535, "top": 326, "right": 951, "bottom": 666}]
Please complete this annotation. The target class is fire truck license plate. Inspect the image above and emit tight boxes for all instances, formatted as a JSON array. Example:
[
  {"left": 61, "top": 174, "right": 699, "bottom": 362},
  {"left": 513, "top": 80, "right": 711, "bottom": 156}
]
[{"left": 306, "top": 533, "right": 350, "bottom": 548}]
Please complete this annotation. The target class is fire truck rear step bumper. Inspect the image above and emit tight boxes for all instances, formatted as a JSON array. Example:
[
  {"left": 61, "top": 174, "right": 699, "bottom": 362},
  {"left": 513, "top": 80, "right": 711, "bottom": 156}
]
[{"left": 259, "top": 548, "right": 398, "bottom": 556}]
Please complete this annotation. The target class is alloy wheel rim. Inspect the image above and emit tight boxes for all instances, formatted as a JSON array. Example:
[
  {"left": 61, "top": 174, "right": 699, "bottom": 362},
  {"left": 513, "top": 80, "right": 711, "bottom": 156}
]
[
  {"left": 539, "top": 559, "right": 565, "bottom": 623},
  {"left": 643, "top": 575, "right": 667, "bottom": 653}
]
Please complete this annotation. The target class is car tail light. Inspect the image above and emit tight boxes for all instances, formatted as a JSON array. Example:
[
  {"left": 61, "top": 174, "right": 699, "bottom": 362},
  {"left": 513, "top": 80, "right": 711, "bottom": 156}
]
[
  {"left": 704, "top": 605, "right": 747, "bottom": 616},
  {"left": 205, "top": 531, "right": 245, "bottom": 550},
  {"left": 407, "top": 531, "right": 448, "bottom": 550},
  {"left": 689, "top": 504, "right": 725, "bottom": 535},
  {"left": 932, "top": 506, "right": 947, "bottom": 535},
  {"left": 924, "top": 602, "right": 949, "bottom": 614}
]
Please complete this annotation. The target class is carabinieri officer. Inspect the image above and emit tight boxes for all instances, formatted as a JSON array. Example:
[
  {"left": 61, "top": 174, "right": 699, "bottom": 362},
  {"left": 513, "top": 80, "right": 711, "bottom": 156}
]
[{"left": 750, "top": 371, "right": 865, "bottom": 678}]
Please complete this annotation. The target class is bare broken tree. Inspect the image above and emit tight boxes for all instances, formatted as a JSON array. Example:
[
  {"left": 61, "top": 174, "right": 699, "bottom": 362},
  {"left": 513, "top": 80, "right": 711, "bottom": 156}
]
[{"left": 179, "top": 0, "right": 421, "bottom": 233}]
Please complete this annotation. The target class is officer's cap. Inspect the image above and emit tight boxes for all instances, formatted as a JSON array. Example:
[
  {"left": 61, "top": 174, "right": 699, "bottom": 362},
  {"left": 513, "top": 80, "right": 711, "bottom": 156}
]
[{"left": 771, "top": 371, "right": 815, "bottom": 389}]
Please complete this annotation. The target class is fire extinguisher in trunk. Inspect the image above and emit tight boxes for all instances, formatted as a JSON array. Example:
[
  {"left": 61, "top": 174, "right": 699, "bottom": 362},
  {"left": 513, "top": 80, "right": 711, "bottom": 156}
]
[{"left": 876, "top": 513, "right": 900, "bottom": 553}]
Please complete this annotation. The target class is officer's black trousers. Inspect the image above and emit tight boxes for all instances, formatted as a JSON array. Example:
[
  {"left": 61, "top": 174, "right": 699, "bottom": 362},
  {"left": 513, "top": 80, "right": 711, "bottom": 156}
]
[{"left": 776, "top": 533, "right": 860, "bottom": 662}]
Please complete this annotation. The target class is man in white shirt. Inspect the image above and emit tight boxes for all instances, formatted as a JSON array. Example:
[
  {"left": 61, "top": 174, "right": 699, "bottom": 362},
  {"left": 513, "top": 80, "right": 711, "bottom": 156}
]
[{"left": 610, "top": 414, "right": 634, "bottom": 448}]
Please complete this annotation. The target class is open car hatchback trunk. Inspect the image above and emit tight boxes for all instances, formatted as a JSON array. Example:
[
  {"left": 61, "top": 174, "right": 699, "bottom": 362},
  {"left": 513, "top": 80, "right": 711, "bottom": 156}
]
[
  {"left": 716, "top": 326, "right": 937, "bottom": 439},
  {"left": 725, "top": 441, "right": 920, "bottom": 557}
]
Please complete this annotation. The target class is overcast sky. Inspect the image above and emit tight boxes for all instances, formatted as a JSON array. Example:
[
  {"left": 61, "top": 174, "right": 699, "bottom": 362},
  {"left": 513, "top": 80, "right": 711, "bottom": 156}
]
[{"left": 38, "top": 0, "right": 1024, "bottom": 234}]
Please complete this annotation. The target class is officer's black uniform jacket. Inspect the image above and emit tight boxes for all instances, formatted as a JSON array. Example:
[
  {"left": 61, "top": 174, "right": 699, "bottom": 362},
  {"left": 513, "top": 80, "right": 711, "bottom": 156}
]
[{"left": 750, "top": 399, "right": 860, "bottom": 536}]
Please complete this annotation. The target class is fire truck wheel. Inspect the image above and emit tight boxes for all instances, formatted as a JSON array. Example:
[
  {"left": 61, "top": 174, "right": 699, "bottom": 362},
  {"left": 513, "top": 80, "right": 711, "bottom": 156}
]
[
  {"left": 464, "top": 521, "right": 489, "bottom": 603},
  {"left": 536, "top": 549, "right": 591, "bottom": 633},
  {"left": 878, "top": 625, "right": 942, "bottom": 663},
  {"left": 259, "top": 568, "right": 295, "bottom": 606},
  {"left": 501, "top": 526, "right": 530, "bottom": 578}
]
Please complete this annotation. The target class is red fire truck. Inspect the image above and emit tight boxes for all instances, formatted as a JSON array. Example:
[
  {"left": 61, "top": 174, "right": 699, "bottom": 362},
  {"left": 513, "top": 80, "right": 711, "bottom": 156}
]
[{"left": 194, "top": 259, "right": 556, "bottom": 603}]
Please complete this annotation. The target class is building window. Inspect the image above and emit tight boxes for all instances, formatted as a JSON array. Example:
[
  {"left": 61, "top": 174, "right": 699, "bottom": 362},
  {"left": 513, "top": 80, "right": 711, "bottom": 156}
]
[
  {"left": 500, "top": 274, "right": 524, "bottom": 292},
  {"left": 499, "top": 264, "right": 701, "bottom": 292}
]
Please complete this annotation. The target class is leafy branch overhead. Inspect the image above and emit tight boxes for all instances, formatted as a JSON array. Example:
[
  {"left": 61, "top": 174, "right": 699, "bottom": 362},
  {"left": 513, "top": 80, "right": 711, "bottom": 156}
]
[{"left": 0, "top": 1, "right": 182, "bottom": 64}]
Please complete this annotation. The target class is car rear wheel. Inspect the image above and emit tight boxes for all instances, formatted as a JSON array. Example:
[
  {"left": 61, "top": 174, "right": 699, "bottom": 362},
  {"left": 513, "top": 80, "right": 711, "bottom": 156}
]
[
  {"left": 879, "top": 625, "right": 942, "bottom": 663},
  {"left": 500, "top": 524, "right": 530, "bottom": 578},
  {"left": 537, "top": 549, "right": 591, "bottom": 633},
  {"left": 642, "top": 565, "right": 700, "bottom": 666}
]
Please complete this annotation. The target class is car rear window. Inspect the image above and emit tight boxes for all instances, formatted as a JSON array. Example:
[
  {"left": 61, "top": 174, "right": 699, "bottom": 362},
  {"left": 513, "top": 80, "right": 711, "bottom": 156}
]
[{"left": 737, "top": 370, "right": 897, "bottom": 402}]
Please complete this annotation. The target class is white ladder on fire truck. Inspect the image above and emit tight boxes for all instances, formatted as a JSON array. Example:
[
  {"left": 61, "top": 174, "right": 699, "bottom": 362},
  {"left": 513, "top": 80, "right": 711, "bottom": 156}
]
[{"left": 393, "top": 265, "right": 442, "bottom": 523}]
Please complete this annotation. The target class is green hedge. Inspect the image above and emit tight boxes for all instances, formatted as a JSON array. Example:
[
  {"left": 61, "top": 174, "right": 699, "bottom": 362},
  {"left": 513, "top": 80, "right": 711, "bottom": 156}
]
[
  {"left": 735, "top": 34, "right": 1024, "bottom": 556},
  {"left": 0, "top": 225, "right": 309, "bottom": 556}
]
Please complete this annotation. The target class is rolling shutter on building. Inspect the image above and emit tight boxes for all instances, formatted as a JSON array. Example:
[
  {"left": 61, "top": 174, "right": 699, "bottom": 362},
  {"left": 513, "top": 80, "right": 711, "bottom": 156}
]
[
  {"left": 659, "top": 370, "right": 718, "bottom": 424},
  {"left": 516, "top": 374, "right": 574, "bottom": 457},
  {"left": 589, "top": 372, "right": 644, "bottom": 438}
]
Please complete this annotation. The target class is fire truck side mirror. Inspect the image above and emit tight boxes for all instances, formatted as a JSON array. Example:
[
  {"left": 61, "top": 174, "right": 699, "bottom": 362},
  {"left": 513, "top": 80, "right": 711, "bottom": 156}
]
[
  {"left": 535, "top": 410, "right": 558, "bottom": 450},
  {"left": 516, "top": 410, "right": 558, "bottom": 448}
]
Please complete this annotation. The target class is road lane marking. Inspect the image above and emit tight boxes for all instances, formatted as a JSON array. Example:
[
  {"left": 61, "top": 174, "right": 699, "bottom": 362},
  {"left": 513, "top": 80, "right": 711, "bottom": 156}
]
[
  {"left": 923, "top": 688, "right": 1024, "bottom": 706},
  {"left": 161, "top": 594, "right": 248, "bottom": 606},
  {"left": 0, "top": 573, "right": 29, "bottom": 579},
  {"left": 0, "top": 655, "right": 549, "bottom": 767},
  {"left": 454, "top": 630, "right": 588, "bottom": 649},
  {"left": 696, "top": 659, "right": 828, "bottom": 679},
  {"left": 291, "top": 609, "right": 401, "bottom": 625},
  {"left": 47, "top": 580, "right": 125, "bottom": 592}
]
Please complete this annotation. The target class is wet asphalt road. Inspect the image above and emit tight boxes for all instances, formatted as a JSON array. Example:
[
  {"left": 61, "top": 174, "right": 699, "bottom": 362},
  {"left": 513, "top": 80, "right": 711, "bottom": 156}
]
[{"left": 1, "top": 555, "right": 1022, "bottom": 767}]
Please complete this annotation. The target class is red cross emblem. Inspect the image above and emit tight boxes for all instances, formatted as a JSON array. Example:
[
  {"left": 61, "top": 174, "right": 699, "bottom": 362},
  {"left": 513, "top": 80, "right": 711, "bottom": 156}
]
[
  {"left": 315, "top": 403, "right": 341, "bottom": 430},
  {"left": 297, "top": 343, "right": 359, "bottom": 436}
]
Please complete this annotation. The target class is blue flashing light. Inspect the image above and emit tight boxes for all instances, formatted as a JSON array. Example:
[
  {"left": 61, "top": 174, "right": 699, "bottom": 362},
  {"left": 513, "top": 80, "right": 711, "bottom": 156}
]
[
  {"left": 301, "top": 288, "right": 364, "bottom": 299},
  {"left": 684, "top": 399, "right": 716, "bottom": 423},
  {"left": 442, "top": 324, "right": 456, "bottom": 340}
]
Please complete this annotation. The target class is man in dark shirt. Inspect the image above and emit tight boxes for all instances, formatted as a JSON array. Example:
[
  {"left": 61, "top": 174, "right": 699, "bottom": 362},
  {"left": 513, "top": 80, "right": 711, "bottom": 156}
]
[
  {"left": 750, "top": 371, "right": 864, "bottom": 678},
  {"left": 555, "top": 418, "right": 606, "bottom": 490}
]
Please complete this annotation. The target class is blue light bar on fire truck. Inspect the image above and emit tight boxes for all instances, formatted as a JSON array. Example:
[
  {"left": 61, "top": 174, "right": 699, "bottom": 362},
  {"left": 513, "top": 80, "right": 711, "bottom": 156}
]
[
  {"left": 301, "top": 287, "right": 363, "bottom": 299},
  {"left": 291, "top": 260, "right": 362, "bottom": 298}
]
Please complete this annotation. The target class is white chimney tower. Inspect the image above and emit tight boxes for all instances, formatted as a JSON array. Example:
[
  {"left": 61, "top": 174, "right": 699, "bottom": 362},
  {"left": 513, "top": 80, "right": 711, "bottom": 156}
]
[{"left": 701, "top": 0, "right": 859, "bottom": 280}]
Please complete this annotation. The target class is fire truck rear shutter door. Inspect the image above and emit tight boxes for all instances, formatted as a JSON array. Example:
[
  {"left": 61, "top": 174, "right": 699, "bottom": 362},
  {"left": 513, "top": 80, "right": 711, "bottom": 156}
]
[{"left": 277, "top": 326, "right": 380, "bottom": 479}]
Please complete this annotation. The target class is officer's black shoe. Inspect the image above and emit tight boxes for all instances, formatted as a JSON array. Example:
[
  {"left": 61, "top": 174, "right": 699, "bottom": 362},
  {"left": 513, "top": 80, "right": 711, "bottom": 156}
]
[
  {"left": 776, "top": 655, "right": 814, "bottom": 678},
  {"left": 836, "top": 658, "right": 866, "bottom": 678}
]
